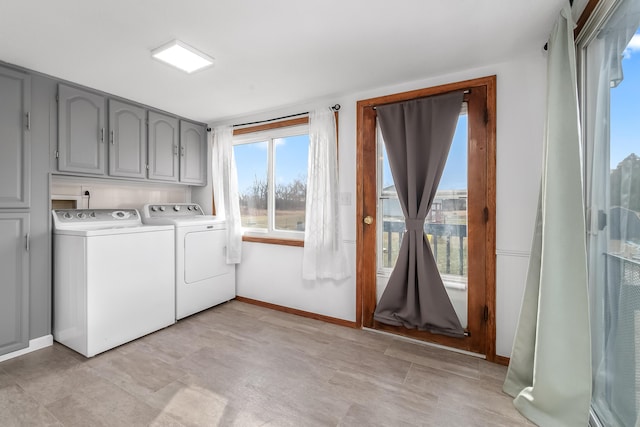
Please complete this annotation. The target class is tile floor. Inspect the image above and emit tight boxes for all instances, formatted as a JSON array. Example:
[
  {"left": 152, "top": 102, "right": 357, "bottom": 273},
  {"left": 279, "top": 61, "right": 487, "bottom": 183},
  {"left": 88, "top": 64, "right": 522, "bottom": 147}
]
[{"left": 0, "top": 301, "right": 532, "bottom": 426}]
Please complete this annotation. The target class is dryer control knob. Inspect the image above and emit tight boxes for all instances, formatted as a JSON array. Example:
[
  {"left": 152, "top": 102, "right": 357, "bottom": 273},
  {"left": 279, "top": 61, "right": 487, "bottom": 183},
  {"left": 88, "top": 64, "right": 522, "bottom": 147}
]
[
  {"left": 63, "top": 212, "right": 72, "bottom": 219},
  {"left": 173, "top": 205, "right": 181, "bottom": 212},
  {"left": 159, "top": 206, "right": 165, "bottom": 212},
  {"left": 151, "top": 206, "right": 158, "bottom": 212}
]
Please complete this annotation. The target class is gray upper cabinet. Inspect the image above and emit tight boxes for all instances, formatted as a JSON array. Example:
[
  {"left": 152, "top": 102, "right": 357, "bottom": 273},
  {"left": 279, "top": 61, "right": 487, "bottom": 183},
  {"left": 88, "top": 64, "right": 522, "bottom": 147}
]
[
  {"left": 58, "top": 84, "right": 106, "bottom": 175},
  {"left": 0, "top": 66, "right": 30, "bottom": 208},
  {"left": 108, "top": 100, "right": 147, "bottom": 179},
  {"left": 0, "top": 213, "right": 29, "bottom": 356},
  {"left": 148, "top": 111, "right": 179, "bottom": 182},
  {"left": 179, "top": 120, "right": 207, "bottom": 185}
]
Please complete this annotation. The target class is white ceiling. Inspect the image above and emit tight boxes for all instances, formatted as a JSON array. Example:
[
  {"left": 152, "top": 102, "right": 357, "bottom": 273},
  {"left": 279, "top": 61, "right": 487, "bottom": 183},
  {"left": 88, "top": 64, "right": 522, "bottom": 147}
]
[{"left": 0, "top": 1, "right": 566, "bottom": 123}]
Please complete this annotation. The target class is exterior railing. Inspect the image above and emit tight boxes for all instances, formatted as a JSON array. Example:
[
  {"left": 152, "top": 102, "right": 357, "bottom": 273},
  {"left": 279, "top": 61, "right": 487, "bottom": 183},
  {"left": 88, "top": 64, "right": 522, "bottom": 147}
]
[{"left": 382, "top": 220, "right": 467, "bottom": 276}]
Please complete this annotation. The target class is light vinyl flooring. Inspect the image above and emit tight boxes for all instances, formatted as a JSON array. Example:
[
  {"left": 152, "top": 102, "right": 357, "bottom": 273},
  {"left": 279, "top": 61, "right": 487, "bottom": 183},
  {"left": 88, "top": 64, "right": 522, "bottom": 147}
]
[{"left": 0, "top": 301, "right": 532, "bottom": 426}]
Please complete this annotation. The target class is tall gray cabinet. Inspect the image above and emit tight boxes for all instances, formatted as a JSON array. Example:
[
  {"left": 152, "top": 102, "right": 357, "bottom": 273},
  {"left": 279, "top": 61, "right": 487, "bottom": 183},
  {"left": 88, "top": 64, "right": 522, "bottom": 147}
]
[{"left": 0, "top": 65, "right": 30, "bottom": 355}]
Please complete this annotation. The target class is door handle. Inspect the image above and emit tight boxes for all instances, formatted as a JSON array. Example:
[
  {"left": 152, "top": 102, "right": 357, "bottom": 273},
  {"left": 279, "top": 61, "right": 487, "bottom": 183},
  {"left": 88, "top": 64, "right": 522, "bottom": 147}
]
[{"left": 363, "top": 216, "right": 373, "bottom": 225}]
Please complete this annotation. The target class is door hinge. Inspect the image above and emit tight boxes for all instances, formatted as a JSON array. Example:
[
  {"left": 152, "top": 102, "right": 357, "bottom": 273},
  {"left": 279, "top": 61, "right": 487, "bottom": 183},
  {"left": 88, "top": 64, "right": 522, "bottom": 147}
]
[
  {"left": 55, "top": 150, "right": 59, "bottom": 159},
  {"left": 483, "top": 206, "right": 489, "bottom": 223},
  {"left": 483, "top": 305, "right": 489, "bottom": 322}
]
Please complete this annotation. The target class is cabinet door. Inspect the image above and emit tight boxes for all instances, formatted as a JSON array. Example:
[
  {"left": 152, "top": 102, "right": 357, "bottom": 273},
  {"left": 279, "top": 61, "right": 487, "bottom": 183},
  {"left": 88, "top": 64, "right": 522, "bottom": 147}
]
[
  {"left": 179, "top": 120, "right": 207, "bottom": 185},
  {"left": 0, "top": 213, "right": 29, "bottom": 356},
  {"left": 109, "top": 100, "right": 147, "bottom": 178},
  {"left": 148, "top": 111, "right": 179, "bottom": 182},
  {"left": 0, "top": 66, "right": 30, "bottom": 208},
  {"left": 58, "top": 84, "right": 106, "bottom": 175}
]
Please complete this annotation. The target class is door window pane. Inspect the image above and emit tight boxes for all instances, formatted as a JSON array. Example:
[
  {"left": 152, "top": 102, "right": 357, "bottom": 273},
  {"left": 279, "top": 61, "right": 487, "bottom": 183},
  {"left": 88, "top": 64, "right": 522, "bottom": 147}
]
[{"left": 234, "top": 141, "right": 268, "bottom": 229}]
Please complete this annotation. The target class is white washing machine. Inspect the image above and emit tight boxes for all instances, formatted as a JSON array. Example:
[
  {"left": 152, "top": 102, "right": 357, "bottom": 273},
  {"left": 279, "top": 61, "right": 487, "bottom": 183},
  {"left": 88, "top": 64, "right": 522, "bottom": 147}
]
[
  {"left": 52, "top": 209, "right": 175, "bottom": 357},
  {"left": 142, "top": 203, "right": 236, "bottom": 320}
]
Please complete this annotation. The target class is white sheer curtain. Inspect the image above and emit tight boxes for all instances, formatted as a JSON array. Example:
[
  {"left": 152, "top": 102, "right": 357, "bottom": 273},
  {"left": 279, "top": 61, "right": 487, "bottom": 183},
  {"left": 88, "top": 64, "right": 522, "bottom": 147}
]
[
  {"left": 584, "top": 0, "right": 640, "bottom": 424},
  {"left": 212, "top": 125, "right": 242, "bottom": 264},
  {"left": 503, "top": 3, "right": 591, "bottom": 426},
  {"left": 302, "top": 108, "right": 349, "bottom": 280}
]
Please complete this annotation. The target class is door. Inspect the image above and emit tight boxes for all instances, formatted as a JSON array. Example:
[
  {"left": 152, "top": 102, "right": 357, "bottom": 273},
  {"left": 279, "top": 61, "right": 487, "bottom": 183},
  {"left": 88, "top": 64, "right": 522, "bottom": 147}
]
[
  {"left": 0, "top": 213, "right": 29, "bottom": 355},
  {"left": 148, "top": 111, "right": 179, "bottom": 182},
  {"left": 108, "top": 99, "right": 147, "bottom": 178},
  {"left": 179, "top": 120, "right": 207, "bottom": 185},
  {"left": 58, "top": 84, "right": 106, "bottom": 175},
  {"left": 356, "top": 76, "right": 496, "bottom": 358},
  {"left": 0, "top": 66, "right": 30, "bottom": 208}
]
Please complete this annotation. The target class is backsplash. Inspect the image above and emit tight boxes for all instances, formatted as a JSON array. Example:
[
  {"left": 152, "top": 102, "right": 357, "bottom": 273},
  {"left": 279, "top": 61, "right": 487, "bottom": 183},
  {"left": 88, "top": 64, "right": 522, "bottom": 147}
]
[{"left": 51, "top": 175, "right": 190, "bottom": 210}]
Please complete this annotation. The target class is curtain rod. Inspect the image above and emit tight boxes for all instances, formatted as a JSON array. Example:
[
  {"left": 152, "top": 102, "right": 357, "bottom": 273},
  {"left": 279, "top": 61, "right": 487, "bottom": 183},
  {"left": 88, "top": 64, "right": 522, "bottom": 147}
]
[{"left": 231, "top": 104, "right": 341, "bottom": 128}]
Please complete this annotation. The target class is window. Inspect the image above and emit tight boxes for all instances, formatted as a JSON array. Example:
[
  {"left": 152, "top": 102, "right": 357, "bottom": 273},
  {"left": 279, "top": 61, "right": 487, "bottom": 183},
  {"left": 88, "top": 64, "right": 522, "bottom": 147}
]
[
  {"left": 233, "top": 122, "right": 309, "bottom": 240},
  {"left": 578, "top": 0, "right": 640, "bottom": 425}
]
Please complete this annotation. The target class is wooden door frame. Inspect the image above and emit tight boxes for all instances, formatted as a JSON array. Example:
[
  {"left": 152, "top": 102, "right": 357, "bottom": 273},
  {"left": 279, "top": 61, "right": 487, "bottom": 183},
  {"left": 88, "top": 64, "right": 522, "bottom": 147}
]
[{"left": 355, "top": 75, "right": 497, "bottom": 362}]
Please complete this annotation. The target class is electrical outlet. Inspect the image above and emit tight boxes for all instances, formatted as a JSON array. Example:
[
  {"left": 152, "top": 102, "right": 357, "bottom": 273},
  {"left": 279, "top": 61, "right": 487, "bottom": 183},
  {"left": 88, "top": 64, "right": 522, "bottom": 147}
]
[{"left": 81, "top": 186, "right": 92, "bottom": 196}]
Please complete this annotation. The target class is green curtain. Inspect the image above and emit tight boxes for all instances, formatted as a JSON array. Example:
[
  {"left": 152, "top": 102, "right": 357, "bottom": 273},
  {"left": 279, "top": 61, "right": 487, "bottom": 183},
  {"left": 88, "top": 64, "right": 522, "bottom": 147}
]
[{"left": 502, "top": 3, "right": 592, "bottom": 426}]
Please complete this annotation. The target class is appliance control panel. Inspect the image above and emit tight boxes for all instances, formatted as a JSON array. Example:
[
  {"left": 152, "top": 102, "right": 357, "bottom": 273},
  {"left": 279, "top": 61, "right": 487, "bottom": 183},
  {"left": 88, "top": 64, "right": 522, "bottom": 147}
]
[
  {"left": 144, "top": 203, "right": 207, "bottom": 218},
  {"left": 52, "top": 209, "right": 142, "bottom": 230}
]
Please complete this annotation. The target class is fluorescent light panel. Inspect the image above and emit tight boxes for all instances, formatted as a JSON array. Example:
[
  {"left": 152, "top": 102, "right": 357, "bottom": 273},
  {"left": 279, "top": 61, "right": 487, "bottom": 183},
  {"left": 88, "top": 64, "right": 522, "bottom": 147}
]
[{"left": 151, "top": 40, "right": 214, "bottom": 74}]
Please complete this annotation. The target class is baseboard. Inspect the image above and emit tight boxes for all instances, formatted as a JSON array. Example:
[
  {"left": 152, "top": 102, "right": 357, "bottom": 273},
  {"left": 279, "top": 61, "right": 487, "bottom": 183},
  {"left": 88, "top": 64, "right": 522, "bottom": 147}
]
[
  {"left": 0, "top": 334, "right": 53, "bottom": 363},
  {"left": 235, "top": 296, "right": 357, "bottom": 328},
  {"left": 494, "top": 355, "right": 510, "bottom": 366}
]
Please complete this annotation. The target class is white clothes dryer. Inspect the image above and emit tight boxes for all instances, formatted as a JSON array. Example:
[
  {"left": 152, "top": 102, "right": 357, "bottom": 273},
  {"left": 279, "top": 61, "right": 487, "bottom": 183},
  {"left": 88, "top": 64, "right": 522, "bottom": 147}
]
[
  {"left": 52, "top": 209, "right": 175, "bottom": 357},
  {"left": 142, "top": 203, "right": 236, "bottom": 320}
]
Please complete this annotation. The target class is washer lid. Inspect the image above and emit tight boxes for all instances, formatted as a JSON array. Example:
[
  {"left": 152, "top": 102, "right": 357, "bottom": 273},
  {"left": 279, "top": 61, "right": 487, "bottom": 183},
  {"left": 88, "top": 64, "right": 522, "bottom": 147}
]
[{"left": 53, "top": 224, "right": 174, "bottom": 236}]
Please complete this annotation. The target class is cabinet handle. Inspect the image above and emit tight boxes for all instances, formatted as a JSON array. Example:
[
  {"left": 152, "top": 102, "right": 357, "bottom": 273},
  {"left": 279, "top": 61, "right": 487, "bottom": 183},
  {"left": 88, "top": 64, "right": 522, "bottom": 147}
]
[
  {"left": 100, "top": 128, "right": 104, "bottom": 142},
  {"left": 181, "top": 146, "right": 185, "bottom": 157},
  {"left": 110, "top": 130, "right": 114, "bottom": 145},
  {"left": 25, "top": 233, "right": 30, "bottom": 252},
  {"left": 174, "top": 145, "right": 178, "bottom": 156},
  {"left": 25, "top": 112, "right": 31, "bottom": 130}
]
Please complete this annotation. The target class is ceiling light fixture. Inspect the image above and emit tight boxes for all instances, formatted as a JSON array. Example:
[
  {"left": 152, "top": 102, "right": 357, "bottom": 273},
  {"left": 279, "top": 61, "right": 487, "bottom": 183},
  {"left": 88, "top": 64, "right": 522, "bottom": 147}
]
[{"left": 151, "top": 40, "right": 214, "bottom": 74}]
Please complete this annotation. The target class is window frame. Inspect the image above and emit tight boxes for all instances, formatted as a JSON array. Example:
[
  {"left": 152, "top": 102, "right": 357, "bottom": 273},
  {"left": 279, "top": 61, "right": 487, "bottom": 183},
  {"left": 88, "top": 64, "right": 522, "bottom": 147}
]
[{"left": 233, "top": 120, "right": 310, "bottom": 244}]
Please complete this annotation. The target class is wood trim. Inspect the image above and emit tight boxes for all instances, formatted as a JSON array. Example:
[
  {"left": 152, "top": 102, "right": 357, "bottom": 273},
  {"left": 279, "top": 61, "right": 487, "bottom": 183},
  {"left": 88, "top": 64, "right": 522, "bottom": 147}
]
[
  {"left": 242, "top": 235, "right": 304, "bottom": 247},
  {"left": 357, "top": 76, "right": 493, "bottom": 109},
  {"left": 233, "top": 116, "right": 309, "bottom": 135},
  {"left": 235, "top": 296, "right": 357, "bottom": 328},
  {"left": 356, "top": 75, "right": 497, "bottom": 358},
  {"left": 494, "top": 355, "right": 510, "bottom": 366},
  {"left": 575, "top": 0, "right": 601, "bottom": 38},
  {"left": 485, "top": 76, "right": 497, "bottom": 363}
]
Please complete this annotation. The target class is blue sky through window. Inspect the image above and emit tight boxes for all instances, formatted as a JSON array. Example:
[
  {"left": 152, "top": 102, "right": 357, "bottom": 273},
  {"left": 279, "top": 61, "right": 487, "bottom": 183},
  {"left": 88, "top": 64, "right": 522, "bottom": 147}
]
[{"left": 610, "top": 31, "right": 640, "bottom": 169}]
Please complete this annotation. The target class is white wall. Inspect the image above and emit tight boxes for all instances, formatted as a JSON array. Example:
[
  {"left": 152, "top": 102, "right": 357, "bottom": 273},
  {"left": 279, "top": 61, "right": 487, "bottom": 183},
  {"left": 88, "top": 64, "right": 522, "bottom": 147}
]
[{"left": 194, "top": 51, "right": 547, "bottom": 358}]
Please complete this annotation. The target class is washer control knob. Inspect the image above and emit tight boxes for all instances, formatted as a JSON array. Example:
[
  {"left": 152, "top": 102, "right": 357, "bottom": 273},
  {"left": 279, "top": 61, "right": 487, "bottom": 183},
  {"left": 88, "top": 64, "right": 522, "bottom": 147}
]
[
  {"left": 151, "top": 206, "right": 157, "bottom": 212},
  {"left": 77, "top": 212, "right": 86, "bottom": 219},
  {"left": 90, "top": 211, "right": 96, "bottom": 218},
  {"left": 116, "top": 211, "right": 125, "bottom": 218},
  {"left": 173, "top": 205, "right": 181, "bottom": 212},
  {"left": 187, "top": 205, "right": 193, "bottom": 211},
  {"left": 193, "top": 205, "right": 199, "bottom": 211},
  {"left": 159, "top": 206, "right": 165, "bottom": 212},
  {"left": 63, "top": 212, "right": 72, "bottom": 219}
]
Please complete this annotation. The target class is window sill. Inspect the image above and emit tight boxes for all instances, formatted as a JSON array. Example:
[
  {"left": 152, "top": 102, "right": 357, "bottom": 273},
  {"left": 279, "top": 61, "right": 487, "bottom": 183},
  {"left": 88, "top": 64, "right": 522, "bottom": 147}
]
[{"left": 242, "top": 235, "right": 304, "bottom": 247}]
